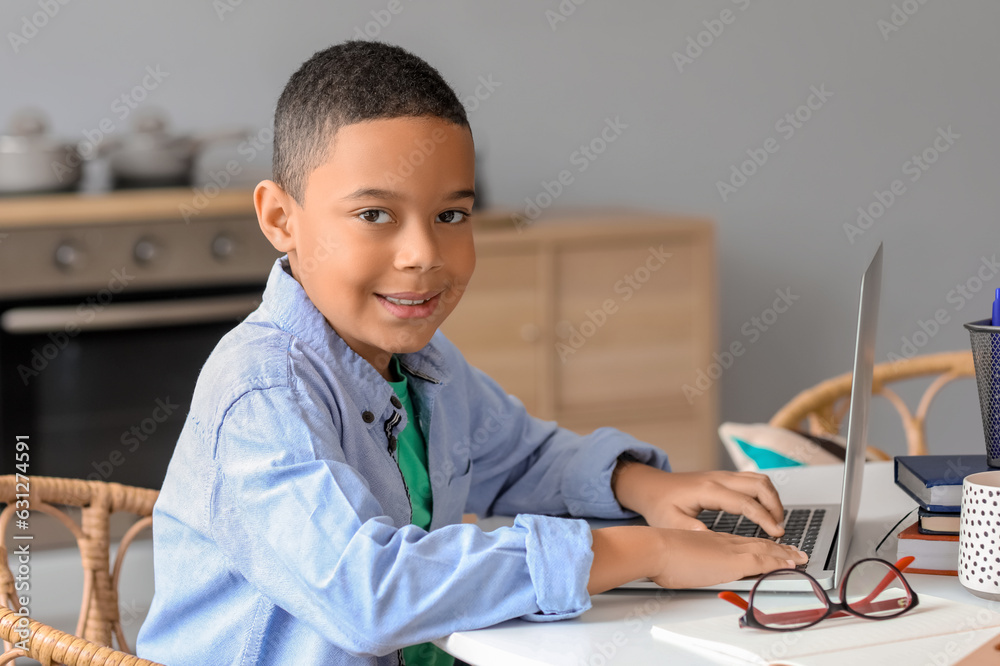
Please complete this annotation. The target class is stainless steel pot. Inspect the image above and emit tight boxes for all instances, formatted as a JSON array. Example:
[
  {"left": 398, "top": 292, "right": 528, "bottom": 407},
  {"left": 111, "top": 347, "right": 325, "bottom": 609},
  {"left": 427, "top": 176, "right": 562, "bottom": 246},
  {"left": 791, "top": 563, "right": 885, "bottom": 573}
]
[
  {"left": 98, "top": 111, "right": 247, "bottom": 189},
  {"left": 0, "top": 109, "right": 84, "bottom": 195}
]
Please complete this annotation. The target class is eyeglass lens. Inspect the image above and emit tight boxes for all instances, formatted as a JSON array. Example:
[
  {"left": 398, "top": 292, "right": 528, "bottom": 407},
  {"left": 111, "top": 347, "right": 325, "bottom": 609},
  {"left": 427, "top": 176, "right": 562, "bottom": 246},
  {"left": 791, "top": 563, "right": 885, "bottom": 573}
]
[
  {"left": 751, "top": 571, "right": 829, "bottom": 629},
  {"left": 842, "top": 559, "right": 911, "bottom": 618},
  {"left": 751, "top": 561, "right": 913, "bottom": 629}
]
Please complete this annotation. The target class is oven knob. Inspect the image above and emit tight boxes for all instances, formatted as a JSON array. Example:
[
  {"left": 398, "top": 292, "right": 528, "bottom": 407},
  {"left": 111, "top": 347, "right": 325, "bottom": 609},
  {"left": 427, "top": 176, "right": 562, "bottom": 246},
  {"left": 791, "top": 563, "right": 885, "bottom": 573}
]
[
  {"left": 133, "top": 238, "right": 159, "bottom": 264},
  {"left": 53, "top": 241, "right": 82, "bottom": 271},
  {"left": 211, "top": 233, "right": 236, "bottom": 260}
]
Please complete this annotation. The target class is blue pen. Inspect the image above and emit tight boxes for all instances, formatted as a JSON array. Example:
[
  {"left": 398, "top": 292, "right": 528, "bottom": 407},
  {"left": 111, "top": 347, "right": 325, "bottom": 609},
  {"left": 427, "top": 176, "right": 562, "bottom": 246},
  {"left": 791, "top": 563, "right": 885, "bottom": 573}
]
[{"left": 991, "top": 288, "right": 1000, "bottom": 466}]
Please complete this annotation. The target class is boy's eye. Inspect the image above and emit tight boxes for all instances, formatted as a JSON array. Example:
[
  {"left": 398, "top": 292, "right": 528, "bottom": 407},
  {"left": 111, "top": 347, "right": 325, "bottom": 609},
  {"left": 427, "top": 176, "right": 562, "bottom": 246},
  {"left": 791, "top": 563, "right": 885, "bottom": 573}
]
[
  {"left": 437, "top": 210, "right": 468, "bottom": 224},
  {"left": 358, "top": 209, "right": 392, "bottom": 225}
]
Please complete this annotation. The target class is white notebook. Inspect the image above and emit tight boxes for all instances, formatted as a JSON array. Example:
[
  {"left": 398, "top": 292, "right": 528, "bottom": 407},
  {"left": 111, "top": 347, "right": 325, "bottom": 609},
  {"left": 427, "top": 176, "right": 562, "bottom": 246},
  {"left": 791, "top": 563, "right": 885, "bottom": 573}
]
[{"left": 650, "top": 595, "right": 1000, "bottom": 666}]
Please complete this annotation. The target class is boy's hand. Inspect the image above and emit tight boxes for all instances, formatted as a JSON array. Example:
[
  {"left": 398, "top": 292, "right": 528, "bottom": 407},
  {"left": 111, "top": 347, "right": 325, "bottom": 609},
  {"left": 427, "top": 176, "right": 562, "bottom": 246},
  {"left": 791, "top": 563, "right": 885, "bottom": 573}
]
[
  {"left": 646, "top": 528, "right": 808, "bottom": 589},
  {"left": 588, "top": 526, "right": 808, "bottom": 593},
  {"left": 612, "top": 462, "right": 787, "bottom": 537}
]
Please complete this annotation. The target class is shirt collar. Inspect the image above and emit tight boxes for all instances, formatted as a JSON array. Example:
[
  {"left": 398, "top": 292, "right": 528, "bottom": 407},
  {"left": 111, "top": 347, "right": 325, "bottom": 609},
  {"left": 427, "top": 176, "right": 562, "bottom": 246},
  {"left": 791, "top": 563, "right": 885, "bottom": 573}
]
[{"left": 259, "top": 257, "right": 451, "bottom": 396}]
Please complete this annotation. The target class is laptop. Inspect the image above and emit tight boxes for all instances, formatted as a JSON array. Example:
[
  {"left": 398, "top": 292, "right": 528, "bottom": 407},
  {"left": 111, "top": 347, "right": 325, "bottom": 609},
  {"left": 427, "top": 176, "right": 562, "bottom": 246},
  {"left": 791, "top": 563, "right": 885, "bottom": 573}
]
[{"left": 608, "top": 242, "right": 883, "bottom": 592}]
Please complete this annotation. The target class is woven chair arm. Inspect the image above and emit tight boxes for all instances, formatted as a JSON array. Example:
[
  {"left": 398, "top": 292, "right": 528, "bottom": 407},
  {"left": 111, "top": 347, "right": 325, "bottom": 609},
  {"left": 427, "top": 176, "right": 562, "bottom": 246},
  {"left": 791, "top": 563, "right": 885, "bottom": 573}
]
[
  {"left": 0, "top": 477, "right": 158, "bottom": 517},
  {"left": 0, "top": 608, "right": 163, "bottom": 666}
]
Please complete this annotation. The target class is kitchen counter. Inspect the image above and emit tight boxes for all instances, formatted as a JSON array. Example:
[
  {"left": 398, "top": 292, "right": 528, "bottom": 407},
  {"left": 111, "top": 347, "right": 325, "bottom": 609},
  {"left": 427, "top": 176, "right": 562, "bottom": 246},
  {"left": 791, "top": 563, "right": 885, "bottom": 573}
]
[{"left": 0, "top": 188, "right": 256, "bottom": 228}]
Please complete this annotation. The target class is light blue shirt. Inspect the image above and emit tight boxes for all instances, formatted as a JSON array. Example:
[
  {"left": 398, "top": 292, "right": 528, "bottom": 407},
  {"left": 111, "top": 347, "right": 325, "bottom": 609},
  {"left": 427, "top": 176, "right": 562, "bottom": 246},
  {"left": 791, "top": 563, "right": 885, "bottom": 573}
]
[{"left": 136, "top": 257, "right": 671, "bottom": 665}]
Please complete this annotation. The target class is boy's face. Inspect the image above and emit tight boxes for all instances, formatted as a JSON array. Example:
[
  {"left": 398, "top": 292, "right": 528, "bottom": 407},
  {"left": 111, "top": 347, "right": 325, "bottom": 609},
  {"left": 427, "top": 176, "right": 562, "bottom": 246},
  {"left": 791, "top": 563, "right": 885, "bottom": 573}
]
[{"left": 266, "top": 116, "right": 477, "bottom": 378}]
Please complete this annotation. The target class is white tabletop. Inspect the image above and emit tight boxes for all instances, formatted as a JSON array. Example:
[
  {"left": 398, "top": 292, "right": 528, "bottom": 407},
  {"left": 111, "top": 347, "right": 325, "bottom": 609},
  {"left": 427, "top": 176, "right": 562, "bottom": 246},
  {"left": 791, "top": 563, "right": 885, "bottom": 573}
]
[{"left": 438, "top": 462, "right": 991, "bottom": 666}]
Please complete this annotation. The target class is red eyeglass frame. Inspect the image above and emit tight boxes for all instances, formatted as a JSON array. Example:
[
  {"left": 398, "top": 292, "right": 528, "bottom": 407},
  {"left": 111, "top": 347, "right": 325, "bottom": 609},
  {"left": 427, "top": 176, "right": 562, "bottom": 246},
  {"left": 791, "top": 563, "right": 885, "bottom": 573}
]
[{"left": 718, "top": 556, "right": 919, "bottom": 631}]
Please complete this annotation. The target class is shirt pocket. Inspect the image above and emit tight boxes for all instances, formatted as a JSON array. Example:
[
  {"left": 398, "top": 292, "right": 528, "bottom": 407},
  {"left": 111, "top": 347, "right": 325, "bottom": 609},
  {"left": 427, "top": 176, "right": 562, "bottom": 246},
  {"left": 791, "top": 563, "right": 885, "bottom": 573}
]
[{"left": 434, "top": 456, "right": 472, "bottom": 525}]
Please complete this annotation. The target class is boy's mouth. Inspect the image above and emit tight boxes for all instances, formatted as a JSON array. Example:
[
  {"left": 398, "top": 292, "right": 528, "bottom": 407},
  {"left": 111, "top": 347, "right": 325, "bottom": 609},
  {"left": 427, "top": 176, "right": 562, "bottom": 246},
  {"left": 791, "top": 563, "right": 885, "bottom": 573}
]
[
  {"left": 375, "top": 291, "right": 442, "bottom": 319},
  {"left": 383, "top": 295, "right": 430, "bottom": 306}
]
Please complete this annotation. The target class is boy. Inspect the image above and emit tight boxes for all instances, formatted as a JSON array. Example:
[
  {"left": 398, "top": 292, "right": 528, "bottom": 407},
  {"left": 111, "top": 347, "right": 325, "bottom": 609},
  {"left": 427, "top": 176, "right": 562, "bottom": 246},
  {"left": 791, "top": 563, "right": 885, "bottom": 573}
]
[{"left": 136, "top": 41, "right": 805, "bottom": 665}]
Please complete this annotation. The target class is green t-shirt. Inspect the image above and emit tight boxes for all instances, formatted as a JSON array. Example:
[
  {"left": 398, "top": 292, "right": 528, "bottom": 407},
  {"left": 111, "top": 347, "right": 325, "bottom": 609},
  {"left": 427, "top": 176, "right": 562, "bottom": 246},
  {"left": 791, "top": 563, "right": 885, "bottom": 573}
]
[{"left": 387, "top": 356, "right": 453, "bottom": 666}]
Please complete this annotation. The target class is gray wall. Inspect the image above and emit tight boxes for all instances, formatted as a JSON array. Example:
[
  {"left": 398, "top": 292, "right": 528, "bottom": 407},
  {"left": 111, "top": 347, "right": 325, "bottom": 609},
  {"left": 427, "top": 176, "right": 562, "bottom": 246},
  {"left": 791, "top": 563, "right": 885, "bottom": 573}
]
[{"left": 4, "top": 0, "right": 998, "bottom": 461}]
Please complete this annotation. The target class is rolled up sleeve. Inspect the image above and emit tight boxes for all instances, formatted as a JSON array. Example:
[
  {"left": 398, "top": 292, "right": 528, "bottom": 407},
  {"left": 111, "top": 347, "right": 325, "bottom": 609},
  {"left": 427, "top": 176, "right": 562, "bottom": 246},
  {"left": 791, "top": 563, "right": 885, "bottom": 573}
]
[{"left": 515, "top": 514, "right": 594, "bottom": 621}]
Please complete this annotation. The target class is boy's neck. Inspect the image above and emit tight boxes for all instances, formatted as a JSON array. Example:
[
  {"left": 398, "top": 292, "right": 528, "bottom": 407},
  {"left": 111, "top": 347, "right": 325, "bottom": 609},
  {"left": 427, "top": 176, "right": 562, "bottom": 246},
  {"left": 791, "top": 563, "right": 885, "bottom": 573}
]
[{"left": 385, "top": 355, "right": 404, "bottom": 383}]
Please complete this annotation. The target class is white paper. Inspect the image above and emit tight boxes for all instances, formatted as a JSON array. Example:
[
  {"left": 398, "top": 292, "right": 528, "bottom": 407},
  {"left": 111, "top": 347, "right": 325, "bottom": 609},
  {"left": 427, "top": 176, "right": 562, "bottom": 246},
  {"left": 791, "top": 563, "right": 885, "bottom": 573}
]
[{"left": 650, "top": 595, "right": 1000, "bottom": 666}]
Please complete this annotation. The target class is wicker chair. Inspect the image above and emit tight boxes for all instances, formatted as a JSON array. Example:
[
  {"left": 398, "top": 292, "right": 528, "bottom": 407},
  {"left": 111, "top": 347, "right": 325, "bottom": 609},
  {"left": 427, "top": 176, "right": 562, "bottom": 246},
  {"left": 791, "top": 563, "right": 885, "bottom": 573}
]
[
  {"left": 769, "top": 350, "right": 975, "bottom": 457},
  {"left": 0, "top": 477, "right": 163, "bottom": 666}
]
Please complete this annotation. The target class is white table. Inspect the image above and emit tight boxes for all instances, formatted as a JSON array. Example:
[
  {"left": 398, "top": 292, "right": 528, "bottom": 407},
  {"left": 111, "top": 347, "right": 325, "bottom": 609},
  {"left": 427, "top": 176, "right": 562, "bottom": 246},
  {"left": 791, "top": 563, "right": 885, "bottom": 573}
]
[{"left": 438, "top": 462, "right": 994, "bottom": 665}]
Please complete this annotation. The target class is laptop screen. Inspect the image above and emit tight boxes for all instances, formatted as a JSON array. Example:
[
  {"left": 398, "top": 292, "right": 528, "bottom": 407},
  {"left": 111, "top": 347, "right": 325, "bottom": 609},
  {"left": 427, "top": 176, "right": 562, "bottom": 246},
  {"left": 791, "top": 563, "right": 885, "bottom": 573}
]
[{"left": 833, "top": 242, "right": 883, "bottom": 587}]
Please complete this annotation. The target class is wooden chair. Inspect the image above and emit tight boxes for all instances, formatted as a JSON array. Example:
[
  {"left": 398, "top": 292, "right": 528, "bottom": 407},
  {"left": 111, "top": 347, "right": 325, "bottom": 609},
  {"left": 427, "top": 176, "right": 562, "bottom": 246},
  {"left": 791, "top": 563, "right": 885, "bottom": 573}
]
[
  {"left": 0, "top": 477, "right": 163, "bottom": 666},
  {"left": 769, "top": 350, "right": 975, "bottom": 457}
]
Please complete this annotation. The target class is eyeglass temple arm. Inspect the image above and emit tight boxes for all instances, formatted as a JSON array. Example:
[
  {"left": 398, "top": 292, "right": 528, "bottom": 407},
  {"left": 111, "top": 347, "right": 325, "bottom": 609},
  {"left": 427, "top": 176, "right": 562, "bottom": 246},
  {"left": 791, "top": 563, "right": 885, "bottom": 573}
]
[
  {"left": 852, "top": 556, "right": 914, "bottom": 607},
  {"left": 717, "top": 557, "right": 915, "bottom": 620},
  {"left": 718, "top": 590, "right": 748, "bottom": 611}
]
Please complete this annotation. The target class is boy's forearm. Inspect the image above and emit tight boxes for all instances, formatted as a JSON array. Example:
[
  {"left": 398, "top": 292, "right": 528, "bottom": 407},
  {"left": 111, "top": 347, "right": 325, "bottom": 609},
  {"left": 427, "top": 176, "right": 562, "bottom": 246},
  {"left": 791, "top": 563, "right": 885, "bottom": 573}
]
[
  {"left": 588, "top": 526, "right": 661, "bottom": 595},
  {"left": 610, "top": 457, "right": 668, "bottom": 516}
]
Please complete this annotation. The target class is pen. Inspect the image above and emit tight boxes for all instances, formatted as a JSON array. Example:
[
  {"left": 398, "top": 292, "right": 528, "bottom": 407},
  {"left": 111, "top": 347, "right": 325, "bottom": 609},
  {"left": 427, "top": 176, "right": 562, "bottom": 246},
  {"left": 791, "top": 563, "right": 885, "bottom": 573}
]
[{"left": 993, "top": 287, "right": 999, "bottom": 326}]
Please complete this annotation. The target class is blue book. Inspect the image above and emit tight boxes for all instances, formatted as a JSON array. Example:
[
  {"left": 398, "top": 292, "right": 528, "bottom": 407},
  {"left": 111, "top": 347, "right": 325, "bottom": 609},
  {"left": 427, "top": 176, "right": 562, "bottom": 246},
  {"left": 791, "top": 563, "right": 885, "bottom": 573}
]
[
  {"left": 893, "top": 454, "right": 994, "bottom": 512},
  {"left": 916, "top": 507, "right": 960, "bottom": 535}
]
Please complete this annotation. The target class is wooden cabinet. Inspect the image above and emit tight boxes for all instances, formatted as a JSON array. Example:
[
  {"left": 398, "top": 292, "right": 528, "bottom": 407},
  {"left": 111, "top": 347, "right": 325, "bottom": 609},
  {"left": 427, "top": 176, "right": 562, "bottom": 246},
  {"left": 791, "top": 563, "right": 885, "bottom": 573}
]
[{"left": 440, "top": 210, "right": 718, "bottom": 471}]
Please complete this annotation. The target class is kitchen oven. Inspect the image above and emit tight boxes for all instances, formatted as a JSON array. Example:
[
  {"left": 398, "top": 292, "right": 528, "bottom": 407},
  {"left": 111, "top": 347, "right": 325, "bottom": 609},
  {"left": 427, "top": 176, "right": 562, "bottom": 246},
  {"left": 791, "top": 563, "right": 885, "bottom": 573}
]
[{"left": 0, "top": 191, "right": 279, "bottom": 489}]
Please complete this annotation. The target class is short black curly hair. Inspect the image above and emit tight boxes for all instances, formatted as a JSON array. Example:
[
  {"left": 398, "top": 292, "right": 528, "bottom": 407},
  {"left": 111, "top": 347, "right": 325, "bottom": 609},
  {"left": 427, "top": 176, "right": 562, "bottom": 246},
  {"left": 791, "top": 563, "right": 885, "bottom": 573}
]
[{"left": 272, "top": 40, "right": 470, "bottom": 205}]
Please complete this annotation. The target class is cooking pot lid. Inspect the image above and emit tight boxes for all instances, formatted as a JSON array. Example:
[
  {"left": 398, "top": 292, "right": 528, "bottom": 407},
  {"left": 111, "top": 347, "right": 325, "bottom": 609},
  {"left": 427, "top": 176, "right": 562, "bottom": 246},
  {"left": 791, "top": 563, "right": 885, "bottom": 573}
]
[{"left": 0, "top": 108, "right": 72, "bottom": 154}]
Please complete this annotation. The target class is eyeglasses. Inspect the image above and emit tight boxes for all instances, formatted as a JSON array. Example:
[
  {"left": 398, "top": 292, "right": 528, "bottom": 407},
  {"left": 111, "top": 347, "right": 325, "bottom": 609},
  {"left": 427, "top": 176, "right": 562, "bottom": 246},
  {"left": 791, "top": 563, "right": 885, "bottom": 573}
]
[{"left": 718, "top": 557, "right": 919, "bottom": 631}]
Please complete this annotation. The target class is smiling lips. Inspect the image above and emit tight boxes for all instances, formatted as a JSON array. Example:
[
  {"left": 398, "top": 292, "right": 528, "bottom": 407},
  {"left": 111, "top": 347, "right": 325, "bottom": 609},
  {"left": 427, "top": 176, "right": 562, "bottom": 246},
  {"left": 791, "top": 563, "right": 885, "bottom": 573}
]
[{"left": 376, "top": 290, "right": 443, "bottom": 319}]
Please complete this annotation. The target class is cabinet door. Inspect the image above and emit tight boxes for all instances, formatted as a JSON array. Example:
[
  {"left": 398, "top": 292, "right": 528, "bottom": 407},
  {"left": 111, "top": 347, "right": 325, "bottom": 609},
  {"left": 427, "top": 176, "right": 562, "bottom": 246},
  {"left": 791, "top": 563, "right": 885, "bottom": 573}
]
[
  {"left": 554, "top": 238, "right": 703, "bottom": 414},
  {"left": 440, "top": 250, "right": 544, "bottom": 415}
]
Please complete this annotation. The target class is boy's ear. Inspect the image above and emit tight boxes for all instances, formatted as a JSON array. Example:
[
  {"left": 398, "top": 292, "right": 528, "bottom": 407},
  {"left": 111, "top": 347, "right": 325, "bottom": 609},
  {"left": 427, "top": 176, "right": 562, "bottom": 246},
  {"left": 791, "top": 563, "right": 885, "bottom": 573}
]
[{"left": 254, "top": 180, "right": 297, "bottom": 253}]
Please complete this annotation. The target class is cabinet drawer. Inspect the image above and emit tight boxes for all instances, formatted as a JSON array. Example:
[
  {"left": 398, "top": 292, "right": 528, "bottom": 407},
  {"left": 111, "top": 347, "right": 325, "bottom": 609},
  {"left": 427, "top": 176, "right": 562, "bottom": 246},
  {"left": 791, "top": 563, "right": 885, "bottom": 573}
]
[
  {"left": 441, "top": 251, "right": 543, "bottom": 414},
  {"left": 554, "top": 241, "right": 707, "bottom": 410}
]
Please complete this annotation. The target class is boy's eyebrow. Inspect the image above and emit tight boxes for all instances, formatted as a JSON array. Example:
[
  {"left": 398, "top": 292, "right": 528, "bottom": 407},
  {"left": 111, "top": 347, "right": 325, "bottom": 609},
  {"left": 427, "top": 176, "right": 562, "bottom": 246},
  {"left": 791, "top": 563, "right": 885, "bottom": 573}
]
[{"left": 341, "top": 187, "right": 476, "bottom": 202}]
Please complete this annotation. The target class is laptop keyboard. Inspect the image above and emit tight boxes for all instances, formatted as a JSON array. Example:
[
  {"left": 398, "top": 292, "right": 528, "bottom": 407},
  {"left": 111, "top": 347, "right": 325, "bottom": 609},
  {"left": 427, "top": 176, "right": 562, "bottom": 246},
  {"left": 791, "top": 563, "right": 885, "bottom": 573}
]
[{"left": 696, "top": 508, "right": 824, "bottom": 570}]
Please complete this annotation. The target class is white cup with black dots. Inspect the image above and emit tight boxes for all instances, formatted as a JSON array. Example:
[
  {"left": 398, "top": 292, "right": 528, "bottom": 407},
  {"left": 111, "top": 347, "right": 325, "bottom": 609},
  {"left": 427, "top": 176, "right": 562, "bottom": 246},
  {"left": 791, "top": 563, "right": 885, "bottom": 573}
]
[{"left": 959, "top": 471, "right": 1000, "bottom": 600}]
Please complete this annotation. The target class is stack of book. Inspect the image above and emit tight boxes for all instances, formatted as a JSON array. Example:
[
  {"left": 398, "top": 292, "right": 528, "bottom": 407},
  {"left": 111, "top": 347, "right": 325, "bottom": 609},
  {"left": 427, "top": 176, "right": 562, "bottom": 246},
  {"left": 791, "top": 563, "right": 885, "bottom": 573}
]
[{"left": 893, "top": 454, "right": 992, "bottom": 575}]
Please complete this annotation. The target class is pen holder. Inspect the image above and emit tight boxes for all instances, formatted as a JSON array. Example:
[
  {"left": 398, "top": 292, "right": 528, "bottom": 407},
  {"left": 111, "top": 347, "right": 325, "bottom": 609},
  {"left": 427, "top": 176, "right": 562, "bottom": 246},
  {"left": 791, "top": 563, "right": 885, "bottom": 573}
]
[{"left": 964, "top": 319, "right": 1000, "bottom": 467}]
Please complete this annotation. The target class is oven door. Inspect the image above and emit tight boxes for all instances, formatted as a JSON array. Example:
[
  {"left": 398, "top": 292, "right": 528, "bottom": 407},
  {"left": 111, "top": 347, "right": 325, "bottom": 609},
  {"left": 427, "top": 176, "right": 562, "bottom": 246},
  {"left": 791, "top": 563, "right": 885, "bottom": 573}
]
[{"left": 0, "top": 287, "right": 262, "bottom": 489}]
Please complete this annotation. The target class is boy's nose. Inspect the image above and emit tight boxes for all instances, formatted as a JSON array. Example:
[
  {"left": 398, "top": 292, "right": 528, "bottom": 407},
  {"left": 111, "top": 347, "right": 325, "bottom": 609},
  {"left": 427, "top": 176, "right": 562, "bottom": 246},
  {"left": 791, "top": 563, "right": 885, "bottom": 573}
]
[{"left": 394, "top": 221, "right": 443, "bottom": 272}]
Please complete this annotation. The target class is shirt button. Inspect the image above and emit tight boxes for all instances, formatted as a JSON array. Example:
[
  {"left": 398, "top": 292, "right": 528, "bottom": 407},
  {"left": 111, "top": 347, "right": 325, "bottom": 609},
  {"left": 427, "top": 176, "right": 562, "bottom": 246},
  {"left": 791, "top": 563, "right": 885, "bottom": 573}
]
[
  {"left": 390, "top": 395, "right": 402, "bottom": 409},
  {"left": 361, "top": 410, "right": 375, "bottom": 423}
]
